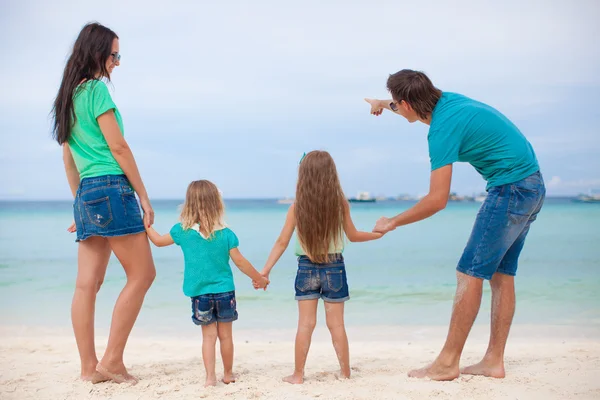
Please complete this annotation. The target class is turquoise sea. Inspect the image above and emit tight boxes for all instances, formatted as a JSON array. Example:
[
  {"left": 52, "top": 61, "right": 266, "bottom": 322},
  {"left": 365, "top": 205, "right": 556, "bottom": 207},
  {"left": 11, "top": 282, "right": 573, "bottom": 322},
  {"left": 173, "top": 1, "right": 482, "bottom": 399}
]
[{"left": 0, "top": 199, "right": 598, "bottom": 333}]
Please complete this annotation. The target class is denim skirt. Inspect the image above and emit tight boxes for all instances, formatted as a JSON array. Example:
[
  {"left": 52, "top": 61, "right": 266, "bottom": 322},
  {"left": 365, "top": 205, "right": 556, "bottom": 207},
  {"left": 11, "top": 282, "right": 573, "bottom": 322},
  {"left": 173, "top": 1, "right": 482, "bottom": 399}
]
[{"left": 73, "top": 174, "right": 145, "bottom": 242}]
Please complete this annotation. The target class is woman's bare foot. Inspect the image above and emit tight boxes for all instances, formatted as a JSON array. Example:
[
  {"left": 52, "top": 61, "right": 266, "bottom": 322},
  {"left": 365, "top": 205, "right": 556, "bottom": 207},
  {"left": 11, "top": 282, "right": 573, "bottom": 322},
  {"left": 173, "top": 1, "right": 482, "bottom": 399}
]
[
  {"left": 81, "top": 371, "right": 110, "bottom": 384},
  {"left": 222, "top": 371, "right": 236, "bottom": 384},
  {"left": 283, "top": 373, "right": 304, "bottom": 384},
  {"left": 204, "top": 376, "right": 217, "bottom": 387},
  {"left": 408, "top": 361, "right": 460, "bottom": 381},
  {"left": 461, "top": 359, "right": 505, "bottom": 378},
  {"left": 96, "top": 362, "right": 138, "bottom": 384}
]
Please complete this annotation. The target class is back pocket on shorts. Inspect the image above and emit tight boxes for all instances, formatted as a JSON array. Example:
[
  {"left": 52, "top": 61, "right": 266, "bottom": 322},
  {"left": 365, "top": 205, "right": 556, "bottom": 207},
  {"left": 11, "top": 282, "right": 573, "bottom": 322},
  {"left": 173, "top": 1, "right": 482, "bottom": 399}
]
[
  {"left": 295, "top": 270, "right": 316, "bottom": 292},
  {"left": 326, "top": 270, "right": 344, "bottom": 292},
  {"left": 84, "top": 197, "right": 113, "bottom": 228}
]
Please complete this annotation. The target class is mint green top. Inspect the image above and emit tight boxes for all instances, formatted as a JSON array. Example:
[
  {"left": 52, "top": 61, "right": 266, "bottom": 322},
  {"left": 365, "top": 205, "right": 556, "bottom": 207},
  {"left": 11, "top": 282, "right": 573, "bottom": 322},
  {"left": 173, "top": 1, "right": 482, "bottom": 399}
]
[
  {"left": 294, "top": 234, "right": 345, "bottom": 256},
  {"left": 170, "top": 224, "right": 239, "bottom": 297},
  {"left": 69, "top": 80, "right": 125, "bottom": 179},
  {"left": 428, "top": 92, "right": 539, "bottom": 189}
]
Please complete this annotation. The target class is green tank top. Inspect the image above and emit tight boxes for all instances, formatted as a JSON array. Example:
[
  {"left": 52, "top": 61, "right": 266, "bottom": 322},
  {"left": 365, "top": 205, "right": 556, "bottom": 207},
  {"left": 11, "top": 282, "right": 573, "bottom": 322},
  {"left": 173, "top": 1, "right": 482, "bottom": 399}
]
[{"left": 68, "top": 80, "right": 125, "bottom": 179}]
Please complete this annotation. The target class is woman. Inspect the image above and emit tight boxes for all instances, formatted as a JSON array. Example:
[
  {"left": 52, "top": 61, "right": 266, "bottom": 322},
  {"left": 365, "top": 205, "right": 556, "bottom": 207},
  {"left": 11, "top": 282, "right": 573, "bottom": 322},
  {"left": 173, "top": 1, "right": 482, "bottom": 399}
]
[{"left": 52, "top": 22, "right": 156, "bottom": 384}]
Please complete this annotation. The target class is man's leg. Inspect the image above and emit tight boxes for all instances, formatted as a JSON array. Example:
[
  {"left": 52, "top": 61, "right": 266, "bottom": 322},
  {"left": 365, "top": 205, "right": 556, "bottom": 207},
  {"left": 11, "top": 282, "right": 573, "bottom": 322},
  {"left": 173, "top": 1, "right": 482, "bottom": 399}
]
[
  {"left": 462, "top": 222, "right": 532, "bottom": 378},
  {"left": 408, "top": 271, "right": 483, "bottom": 380},
  {"left": 462, "top": 273, "right": 514, "bottom": 378},
  {"left": 409, "top": 185, "right": 514, "bottom": 381},
  {"left": 462, "top": 174, "right": 544, "bottom": 378}
]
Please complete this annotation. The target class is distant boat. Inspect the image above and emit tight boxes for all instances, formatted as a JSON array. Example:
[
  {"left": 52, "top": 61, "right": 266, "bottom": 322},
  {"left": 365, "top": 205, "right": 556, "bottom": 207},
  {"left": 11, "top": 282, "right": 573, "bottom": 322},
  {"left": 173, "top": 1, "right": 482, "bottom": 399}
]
[
  {"left": 277, "top": 197, "right": 294, "bottom": 204},
  {"left": 449, "top": 192, "right": 475, "bottom": 202},
  {"left": 348, "top": 192, "right": 376, "bottom": 203},
  {"left": 574, "top": 191, "right": 600, "bottom": 203}
]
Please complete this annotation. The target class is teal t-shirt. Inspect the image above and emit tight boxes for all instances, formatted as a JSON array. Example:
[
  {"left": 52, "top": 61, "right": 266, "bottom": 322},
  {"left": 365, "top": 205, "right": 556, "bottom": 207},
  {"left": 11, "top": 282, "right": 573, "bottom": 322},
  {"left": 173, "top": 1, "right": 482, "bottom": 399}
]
[
  {"left": 170, "top": 224, "right": 239, "bottom": 297},
  {"left": 428, "top": 92, "right": 539, "bottom": 189},
  {"left": 69, "top": 80, "right": 125, "bottom": 179}
]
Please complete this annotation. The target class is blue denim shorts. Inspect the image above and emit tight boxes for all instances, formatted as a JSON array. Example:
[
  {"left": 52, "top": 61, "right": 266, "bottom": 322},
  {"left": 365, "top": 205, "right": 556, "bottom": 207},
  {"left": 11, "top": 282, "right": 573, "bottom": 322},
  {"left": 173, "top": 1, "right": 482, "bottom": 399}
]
[
  {"left": 457, "top": 171, "right": 546, "bottom": 280},
  {"left": 191, "top": 291, "right": 238, "bottom": 326},
  {"left": 73, "top": 175, "right": 145, "bottom": 242},
  {"left": 295, "top": 254, "right": 350, "bottom": 302}
]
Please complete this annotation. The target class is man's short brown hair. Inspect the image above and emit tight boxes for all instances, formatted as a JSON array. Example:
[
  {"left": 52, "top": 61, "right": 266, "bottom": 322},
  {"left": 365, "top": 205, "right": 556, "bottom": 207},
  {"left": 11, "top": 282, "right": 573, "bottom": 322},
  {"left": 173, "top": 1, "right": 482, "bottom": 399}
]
[{"left": 387, "top": 69, "right": 442, "bottom": 119}]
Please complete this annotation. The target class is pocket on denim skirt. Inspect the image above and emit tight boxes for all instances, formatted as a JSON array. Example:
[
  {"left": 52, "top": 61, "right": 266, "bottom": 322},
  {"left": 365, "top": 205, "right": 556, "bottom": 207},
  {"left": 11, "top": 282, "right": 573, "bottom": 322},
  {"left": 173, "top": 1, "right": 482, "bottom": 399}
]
[
  {"left": 122, "top": 190, "right": 142, "bottom": 219},
  {"left": 326, "top": 270, "right": 344, "bottom": 292},
  {"left": 84, "top": 197, "right": 113, "bottom": 228}
]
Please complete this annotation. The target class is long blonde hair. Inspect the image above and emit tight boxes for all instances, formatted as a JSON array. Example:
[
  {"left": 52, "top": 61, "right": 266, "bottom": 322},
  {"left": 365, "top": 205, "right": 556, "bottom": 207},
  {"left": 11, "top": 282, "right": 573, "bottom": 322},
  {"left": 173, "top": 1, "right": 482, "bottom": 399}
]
[
  {"left": 295, "top": 151, "right": 346, "bottom": 264},
  {"left": 180, "top": 180, "right": 225, "bottom": 239}
]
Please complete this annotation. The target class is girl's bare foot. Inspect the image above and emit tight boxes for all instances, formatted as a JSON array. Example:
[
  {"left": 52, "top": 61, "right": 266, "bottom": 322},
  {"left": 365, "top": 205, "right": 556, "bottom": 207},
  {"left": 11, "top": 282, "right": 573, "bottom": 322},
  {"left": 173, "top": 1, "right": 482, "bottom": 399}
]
[
  {"left": 283, "top": 373, "right": 304, "bottom": 384},
  {"left": 222, "top": 371, "right": 236, "bottom": 384},
  {"left": 337, "top": 370, "right": 351, "bottom": 380},
  {"left": 204, "top": 376, "right": 217, "bottom": 387}
]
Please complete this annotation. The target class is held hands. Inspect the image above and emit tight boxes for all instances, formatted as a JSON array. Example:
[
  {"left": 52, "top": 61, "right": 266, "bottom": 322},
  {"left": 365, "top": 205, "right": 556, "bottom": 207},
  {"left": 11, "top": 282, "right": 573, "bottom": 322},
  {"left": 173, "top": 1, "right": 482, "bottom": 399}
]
[
  {"left": 252, "top": 272, "right": 270, "bottom": 291},
  {"left": 373, "top": 217, "right": 396, "bottom": 234},
  {"left": 67, "top": 221, "right": 76, "bottom": 233},
  {"left": 140, "top": 196, "right": 155, "bottom": 228},
  {"left": 365, "top": 98, "right": 384, "bottom": 116}
]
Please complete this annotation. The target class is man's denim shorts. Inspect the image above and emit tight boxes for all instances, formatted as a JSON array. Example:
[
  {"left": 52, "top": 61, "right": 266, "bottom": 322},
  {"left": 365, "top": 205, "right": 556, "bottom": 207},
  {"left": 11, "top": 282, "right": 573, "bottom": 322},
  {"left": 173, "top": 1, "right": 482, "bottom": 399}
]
[
  {"left": 191, "top": 291, "right": 238, "bottom": 326},
  {"left": 294, "top": 254, "right": 349, "bottom": 302},
  {"left": 457, "top": 171, "right": 546, "bottom": 280},
  {"left": 73, "top": 174, "right": 145, "bottom": 242}
]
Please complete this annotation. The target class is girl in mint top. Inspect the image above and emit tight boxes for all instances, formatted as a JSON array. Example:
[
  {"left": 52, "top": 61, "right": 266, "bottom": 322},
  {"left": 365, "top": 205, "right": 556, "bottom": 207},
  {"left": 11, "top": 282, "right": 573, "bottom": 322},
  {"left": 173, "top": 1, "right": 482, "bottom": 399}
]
[
  {"left": 146, "top": 180, "right": 268, "bottom": 387},
  {"left": 258, "top": 151, "right": 383, "bottom": 384}
]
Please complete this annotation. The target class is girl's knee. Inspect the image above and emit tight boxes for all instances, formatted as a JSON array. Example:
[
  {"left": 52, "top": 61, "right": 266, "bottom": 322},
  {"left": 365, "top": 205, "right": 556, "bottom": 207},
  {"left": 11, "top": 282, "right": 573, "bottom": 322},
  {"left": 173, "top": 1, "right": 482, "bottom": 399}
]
[
  {"left": 326, "top": 319, "right": 345, "bottom": 332},
  {"left": 299, "top": 318, "right": 317, "bottom": 331}
]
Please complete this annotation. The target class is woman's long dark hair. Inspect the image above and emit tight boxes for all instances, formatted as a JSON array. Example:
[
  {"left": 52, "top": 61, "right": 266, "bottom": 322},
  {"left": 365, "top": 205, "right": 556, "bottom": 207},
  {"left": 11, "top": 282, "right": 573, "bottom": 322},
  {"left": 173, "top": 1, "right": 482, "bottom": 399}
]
[{"left": 52, "top": 23, "right": 118, "bottom": 144}]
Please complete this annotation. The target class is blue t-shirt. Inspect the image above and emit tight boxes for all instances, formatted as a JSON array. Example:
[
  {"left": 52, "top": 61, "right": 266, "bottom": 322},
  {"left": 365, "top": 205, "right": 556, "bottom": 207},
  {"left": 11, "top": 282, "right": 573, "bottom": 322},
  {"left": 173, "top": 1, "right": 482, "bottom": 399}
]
[
  {"left": 170, "top": 224, "right": 239, "bottom": 297},
  {"left": 428, "top": 92, "right": 539, "bottom": 189}
]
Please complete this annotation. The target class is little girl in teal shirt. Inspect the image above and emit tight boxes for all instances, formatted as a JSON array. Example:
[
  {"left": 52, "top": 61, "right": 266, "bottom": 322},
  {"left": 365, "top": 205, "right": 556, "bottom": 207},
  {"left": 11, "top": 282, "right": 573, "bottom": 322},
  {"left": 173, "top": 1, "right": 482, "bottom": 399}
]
[{"left": 146, "top": 180, "right": 268, "bottom": 387}]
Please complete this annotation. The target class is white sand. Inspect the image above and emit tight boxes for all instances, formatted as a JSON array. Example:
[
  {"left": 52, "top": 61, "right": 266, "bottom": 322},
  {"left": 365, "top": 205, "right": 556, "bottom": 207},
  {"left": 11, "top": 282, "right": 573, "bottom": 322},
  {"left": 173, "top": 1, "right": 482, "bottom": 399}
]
[{"left": 1, "top": 325, "right": 599, "bottom": 400}]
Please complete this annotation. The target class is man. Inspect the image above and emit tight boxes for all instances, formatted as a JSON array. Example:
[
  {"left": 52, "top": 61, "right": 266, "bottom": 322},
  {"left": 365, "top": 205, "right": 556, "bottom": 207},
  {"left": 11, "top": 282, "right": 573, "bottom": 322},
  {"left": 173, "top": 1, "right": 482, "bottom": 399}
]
[{"left": 366, "top": 69, "right": 545, "bottom": 381}]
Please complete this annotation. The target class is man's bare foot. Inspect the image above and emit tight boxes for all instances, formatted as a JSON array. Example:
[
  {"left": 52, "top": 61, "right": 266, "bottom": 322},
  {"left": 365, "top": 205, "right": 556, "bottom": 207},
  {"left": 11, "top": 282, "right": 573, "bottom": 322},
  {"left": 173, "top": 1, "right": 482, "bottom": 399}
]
[
  {"left": 81, "top": 371, "right": 110, "bottom": 384},
  {"left": 222, "top": 371, "right": 237, "bottom": 384},
  {"left": 204, "top": 377, "right": 217, "bottom": 387},
  {"left": 96, "top": 362, "right": 138, "bottom": 384},
  {"left": 461, "top": 360, "right": 505, "bottom": 378},
  {"left": 408, "top": 361, "right": 460, "bottom": 381},
  {"left": 283, "top": 373, "right": 304, "bottom": 384}
]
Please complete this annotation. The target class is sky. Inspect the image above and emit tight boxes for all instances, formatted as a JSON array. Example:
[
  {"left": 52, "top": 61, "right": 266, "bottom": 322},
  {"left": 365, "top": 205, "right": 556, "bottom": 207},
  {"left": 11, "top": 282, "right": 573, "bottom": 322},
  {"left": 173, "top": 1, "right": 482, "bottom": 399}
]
[{"left": 1, "top": 0, "right": 599, "bottom": 199}]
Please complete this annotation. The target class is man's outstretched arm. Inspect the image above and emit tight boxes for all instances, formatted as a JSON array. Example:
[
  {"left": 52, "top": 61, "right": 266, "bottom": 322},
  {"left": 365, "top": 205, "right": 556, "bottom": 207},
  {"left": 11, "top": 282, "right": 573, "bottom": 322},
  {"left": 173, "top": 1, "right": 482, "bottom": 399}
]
[
  {"left": 365, "top": 98, "right": 397, "bottom": 116},
  {"left": 374, "top": 164, "right": 453, "bottom": 233}
]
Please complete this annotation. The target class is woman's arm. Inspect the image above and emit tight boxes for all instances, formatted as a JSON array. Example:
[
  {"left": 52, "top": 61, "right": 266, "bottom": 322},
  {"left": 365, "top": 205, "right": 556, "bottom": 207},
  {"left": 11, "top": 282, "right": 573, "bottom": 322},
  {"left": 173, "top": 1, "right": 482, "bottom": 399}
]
[
  {"left": 62, "top": 144, "right": 79, "bottom": 198},
  {"left": 261, "top": 204, "right": 296, "bottom": 278},
  {"left": 145, "top": 226, "right": 174, "bottom": 247},
  {"left": 343, "top": 202, "right": 383, "bottom": 242},
  {"left": 97, "top": 110, "right": 154, "bottom": 227}
]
